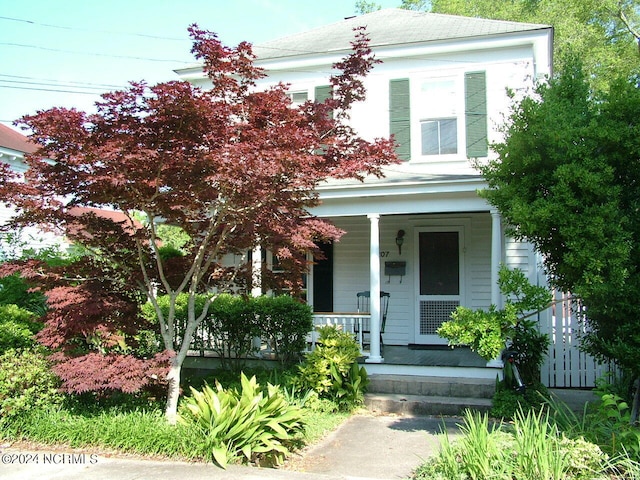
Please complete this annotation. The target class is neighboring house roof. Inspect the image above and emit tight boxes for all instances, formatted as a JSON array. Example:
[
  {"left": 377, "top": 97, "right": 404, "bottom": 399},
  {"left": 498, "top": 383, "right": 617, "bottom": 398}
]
[
  {"left": 253, "top": 8, "right": 550, "bottom": 61},
  {"left": 66, "top": 206, "right": 143, "bottom": 239},
  {"left": 0, "top": 123, "right": 37, "bottom": 155}
]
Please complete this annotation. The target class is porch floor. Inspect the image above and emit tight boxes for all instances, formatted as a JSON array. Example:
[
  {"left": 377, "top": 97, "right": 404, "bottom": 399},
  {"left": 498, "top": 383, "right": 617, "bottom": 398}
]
[{"left": 361, "top": 345, "right": 487, "bottom": 368}]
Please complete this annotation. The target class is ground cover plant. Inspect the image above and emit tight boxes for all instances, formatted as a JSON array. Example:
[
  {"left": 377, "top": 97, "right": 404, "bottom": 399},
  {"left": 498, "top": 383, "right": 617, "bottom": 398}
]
[{"left": 546, "top": 385, "right": 640, "bottom": 464}]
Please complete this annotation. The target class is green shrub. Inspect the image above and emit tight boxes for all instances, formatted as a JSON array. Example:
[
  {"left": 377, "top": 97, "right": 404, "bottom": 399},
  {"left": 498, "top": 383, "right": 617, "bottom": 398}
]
[
  {"left": 141, "top": 292, "right": 206, "bottom": 351},
  {"left": 144, "top": 294, "right": 314, "bottom": 367},
  {"left": 157, "top": 244, "right": 185, "bottom": 261},
  {"left": 508, "top": 318, "right": 550, "bottom": 385},
  {"left": 490, "top": 380, "right": 548, "bottom": 420},
  {"left": 207, "top": 294, "right": 260, "bottom": 367},
  {"left": 141, "top": 292, "right": 207, "bottom": 334},
  {"left": 0, "top": 349, "right": 63, "bottom": 424},
  {"left": 437, "top": 266, "right": 551, "bottom": 364},
  {"left": 295, "top": 326, "right": 368, "bottom": 410},
  {"left": 254, "top": 295, "right": 313, "bottom": 365},
  {"left": 179, "top": 372, "right": 304, "bottom": 468},
  {"left": 0, "top": 304, "right": 43, "bottom": 353},
  {"left": 0, "top": 273, "right": 47, "bottom": 316},
  {"left": 586, "top": 392, "right": 640, "bottom": 461}
]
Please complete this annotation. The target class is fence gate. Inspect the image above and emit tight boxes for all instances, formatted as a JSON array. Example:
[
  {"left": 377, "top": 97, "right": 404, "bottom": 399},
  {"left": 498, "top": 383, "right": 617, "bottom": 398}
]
[{"left": 538, "top": 290, "right": 615, "bottom": 388}]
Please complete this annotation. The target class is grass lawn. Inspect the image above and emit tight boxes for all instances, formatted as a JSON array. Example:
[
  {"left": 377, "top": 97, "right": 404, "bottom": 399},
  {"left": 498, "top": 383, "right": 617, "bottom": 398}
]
[{"left": 0, "top": 397, "right": 351, "bottom": 464}]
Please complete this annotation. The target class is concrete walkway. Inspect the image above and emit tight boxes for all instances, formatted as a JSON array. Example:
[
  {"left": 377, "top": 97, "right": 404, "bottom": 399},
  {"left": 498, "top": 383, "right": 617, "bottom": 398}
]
[{"left": 281, "top": 413, "right": 460, "bottom": 479}]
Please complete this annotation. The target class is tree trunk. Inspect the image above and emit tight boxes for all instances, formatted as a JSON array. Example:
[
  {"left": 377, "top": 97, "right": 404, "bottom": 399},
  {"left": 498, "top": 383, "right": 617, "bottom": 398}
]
[
  {"left": 631, "top": 376, "right": 640, "bottom": 426},
  {"left": 165, "top": 361, "right": 182, "bottom": 425}
]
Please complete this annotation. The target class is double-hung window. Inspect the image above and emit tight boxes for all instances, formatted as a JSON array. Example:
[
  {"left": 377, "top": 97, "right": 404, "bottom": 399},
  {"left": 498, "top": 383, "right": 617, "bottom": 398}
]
[
  {"left": 389, "top": 71, "right": 487, "bottom": 161},
  {"left": 418, "top": 77, "right": 458, "bottom": 156},
  {"left": 287, "top": 91, "right": 308, "bottom": 106}
]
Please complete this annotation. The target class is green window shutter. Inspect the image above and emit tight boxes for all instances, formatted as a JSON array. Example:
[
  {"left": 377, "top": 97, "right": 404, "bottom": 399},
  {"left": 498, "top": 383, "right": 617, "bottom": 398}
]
[
  {"left": 465, "top": 71, "right": 488, "bottom": 158},
  {"left": 389, "top": 79, "right": 411, "bottom": 161}
]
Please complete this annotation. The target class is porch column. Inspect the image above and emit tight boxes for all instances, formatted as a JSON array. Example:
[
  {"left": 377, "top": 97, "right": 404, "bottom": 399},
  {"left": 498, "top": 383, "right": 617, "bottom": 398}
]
[
  {"left": 251, "top": 246, "right": 262, "bottom": 297},
  {"left": 366, "top": 213, "right": 383, "bottom": 363},
  {"left": 490, "top": 209, "right": 502, "bottom": 307},
  {"left": 487, "top": 209, "right": 504, "bottom": 368},
  {"left": 251, "top": 246, "right": 263, "bottom": 352}
]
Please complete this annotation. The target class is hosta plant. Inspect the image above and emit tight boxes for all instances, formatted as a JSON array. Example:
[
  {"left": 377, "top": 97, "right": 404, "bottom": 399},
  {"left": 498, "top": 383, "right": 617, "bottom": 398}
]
[{"left": 178, "top": 373, "right": 304, "bottom": 468}]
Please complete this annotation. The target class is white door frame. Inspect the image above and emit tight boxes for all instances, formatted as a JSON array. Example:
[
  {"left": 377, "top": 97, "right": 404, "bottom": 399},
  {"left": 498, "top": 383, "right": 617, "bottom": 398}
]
[{"left": 413, "top": 225, "right": 466, "bottom": 344}]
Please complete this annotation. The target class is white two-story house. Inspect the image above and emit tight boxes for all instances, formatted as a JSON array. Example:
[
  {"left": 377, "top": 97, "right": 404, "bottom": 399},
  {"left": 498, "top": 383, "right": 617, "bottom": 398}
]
[{"left": 178, "top": 9, "right": 607, "bottom": 386}]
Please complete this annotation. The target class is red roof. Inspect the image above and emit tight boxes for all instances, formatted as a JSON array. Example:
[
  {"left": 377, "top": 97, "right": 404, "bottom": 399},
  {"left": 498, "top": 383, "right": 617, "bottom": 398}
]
[
  {"left": 67, "top": 206, "right": 142, "bottom": 232},
  {"left": 0, "top": 123, "right": 38, "bottom": 154}
]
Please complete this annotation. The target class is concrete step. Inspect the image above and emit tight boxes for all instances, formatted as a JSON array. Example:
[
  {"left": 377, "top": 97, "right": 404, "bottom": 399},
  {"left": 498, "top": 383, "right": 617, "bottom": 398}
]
[
  {"left": 367, "top": 374, "right": 496, "bottom": 399},
  {"left": 365, "top": 392, "right": 493, "bottom": 416}
]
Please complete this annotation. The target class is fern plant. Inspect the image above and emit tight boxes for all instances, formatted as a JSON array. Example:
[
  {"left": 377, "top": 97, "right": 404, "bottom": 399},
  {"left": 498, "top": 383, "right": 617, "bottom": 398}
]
[{"left": 178, "top": 373, "right": 304, "bottom": 468}]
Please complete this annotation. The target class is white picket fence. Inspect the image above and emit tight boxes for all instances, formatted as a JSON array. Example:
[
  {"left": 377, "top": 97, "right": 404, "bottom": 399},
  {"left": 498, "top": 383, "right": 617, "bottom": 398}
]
[{"left": 539, "top": 290, "right": 616, "bottom": 388}]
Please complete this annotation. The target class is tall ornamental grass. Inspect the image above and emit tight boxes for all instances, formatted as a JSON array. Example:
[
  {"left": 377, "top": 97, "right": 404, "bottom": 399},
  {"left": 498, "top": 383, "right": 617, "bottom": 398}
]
[{"left": 414, "top": 408, "right": 616, "bottom": 480}]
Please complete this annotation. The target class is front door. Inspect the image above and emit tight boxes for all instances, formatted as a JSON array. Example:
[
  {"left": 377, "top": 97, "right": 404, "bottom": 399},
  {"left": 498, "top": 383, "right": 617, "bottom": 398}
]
[
  {"left": 312, "top": 242, "right": 334, "bottom": 312},
  {"left": 415, "top": 227, "right": 464, "bottom": 344}
]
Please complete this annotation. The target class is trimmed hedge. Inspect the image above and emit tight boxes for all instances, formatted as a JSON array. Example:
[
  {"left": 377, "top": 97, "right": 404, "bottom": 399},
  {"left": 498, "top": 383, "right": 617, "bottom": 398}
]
[
  {"left": 143, "top": 294, "right": 313, "bottom": 366},
  {"left": 253, "top": 295, "right": 313, "bottom": 364}
]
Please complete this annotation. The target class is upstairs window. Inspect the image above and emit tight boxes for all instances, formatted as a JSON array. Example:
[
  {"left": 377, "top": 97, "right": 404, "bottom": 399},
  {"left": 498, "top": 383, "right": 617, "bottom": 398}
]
[
  {"left": 287, "top": 91, "right": 308, "bottom": 106},
  {"left": 389, "top": 71, "right": 487, "bottom": 161},
  {"left": 418, "top": 77, "right": 459, "bottom": 157},
  {"left": 421, "top": 118, "right": 457, "bottom": 155}
]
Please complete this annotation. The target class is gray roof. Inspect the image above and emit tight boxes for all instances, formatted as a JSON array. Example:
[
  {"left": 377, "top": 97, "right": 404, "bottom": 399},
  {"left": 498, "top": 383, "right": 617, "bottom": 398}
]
[{"left": 254, "top": 8, "right": 550, "bottom": 61}]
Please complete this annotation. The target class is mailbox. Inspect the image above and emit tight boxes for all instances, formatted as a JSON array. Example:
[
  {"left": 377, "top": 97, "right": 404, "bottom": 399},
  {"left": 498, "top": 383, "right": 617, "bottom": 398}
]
[{"left": 384, "top": 261, "right": 406, "bottom": 277}]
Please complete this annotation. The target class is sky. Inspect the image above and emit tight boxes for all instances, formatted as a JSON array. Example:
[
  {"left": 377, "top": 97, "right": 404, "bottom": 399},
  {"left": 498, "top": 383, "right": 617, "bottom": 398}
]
[{"left": 0, "top": 0, "right": 403, "bottom": 131}]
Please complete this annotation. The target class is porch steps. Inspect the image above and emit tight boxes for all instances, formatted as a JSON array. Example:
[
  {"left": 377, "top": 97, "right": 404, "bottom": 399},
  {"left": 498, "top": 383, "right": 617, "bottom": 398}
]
[{"left": 364, "top": 374, "right": 494, "bottom": 416}]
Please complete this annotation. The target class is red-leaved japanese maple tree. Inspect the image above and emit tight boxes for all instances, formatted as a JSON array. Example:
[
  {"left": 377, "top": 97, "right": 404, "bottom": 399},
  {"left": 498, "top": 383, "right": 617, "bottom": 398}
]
[{"left": 1, "top": 25, "right": 398, "bottom": 422}]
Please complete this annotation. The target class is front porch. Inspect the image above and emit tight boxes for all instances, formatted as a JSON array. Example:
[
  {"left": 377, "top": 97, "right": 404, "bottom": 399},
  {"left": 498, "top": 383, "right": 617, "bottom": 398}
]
[
  {"left": 309, "top": 312, "right": 499, "bottom": 380},
  {"left": 379, "top": 344, "right": 486, "bottom": 368}
]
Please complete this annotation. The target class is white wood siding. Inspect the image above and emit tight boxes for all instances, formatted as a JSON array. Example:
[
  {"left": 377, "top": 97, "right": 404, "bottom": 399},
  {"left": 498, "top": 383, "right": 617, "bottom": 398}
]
[{"left": 0, "top": 157, "right": 65, "bottom": 256}]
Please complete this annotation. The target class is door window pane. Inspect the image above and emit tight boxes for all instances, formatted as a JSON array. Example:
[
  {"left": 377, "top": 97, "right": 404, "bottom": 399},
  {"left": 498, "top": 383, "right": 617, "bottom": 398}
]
[{"left": 419, "top": 231, "right": 459, "bottom": 295}]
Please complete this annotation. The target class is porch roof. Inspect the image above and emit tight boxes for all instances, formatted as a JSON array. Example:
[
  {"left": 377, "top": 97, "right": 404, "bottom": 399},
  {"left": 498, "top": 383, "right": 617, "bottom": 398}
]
[
  {"left": 317, "top": 169, "right": 485, "bottom": 196},
  {"left": 312, "top": 170, "right": 489, "bottom": 217}
]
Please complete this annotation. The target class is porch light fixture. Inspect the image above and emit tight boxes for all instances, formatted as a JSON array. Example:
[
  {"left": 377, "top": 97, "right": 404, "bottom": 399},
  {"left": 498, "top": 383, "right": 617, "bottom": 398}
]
[{"left": 395, "top": 229, "right": 405, "bottom": 255}]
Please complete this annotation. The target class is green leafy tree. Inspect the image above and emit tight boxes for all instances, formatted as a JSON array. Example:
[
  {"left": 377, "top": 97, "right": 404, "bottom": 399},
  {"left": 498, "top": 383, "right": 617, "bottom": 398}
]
[
  {"left": 400, "top": 0, "right": 431, "bottom": 10},
  {"left": 355, "top": 0, "right": 382, "bottom": 13},
  {"left": 478, "top": 58, "right": 640, "bottom": 420}
]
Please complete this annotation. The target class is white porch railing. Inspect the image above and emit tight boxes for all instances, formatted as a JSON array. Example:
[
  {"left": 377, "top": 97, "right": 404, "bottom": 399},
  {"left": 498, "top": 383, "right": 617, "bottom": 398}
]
[{"left": 309, "top": 312, "right": 371, "bottom": 354}]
